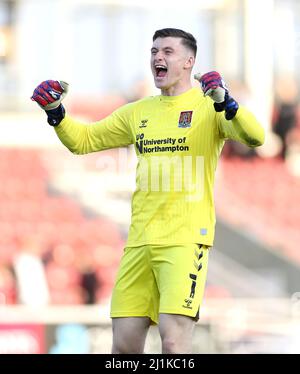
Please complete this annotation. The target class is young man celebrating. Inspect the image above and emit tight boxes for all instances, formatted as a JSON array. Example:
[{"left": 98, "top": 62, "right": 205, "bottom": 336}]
[{"left": 31, "top": 28, "right": 264, "bottom": 354}]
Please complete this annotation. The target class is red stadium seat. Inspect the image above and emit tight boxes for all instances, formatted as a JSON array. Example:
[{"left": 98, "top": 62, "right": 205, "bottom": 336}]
[{"left": 216, "top": 157, "right": 300, "bottom": 264}]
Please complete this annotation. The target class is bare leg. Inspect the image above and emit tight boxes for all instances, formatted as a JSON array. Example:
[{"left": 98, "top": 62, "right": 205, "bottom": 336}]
[
  {"left": 158, "top": 314, "right": 195, "bottom": 354},
  {"left": 112, "top": 317, "right": 151, "bottom": 354}
]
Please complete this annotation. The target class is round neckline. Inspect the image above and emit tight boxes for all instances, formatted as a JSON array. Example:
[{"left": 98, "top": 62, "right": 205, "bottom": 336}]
[{"left": 159, "top": 87, "right": 199, "bottom": 102}]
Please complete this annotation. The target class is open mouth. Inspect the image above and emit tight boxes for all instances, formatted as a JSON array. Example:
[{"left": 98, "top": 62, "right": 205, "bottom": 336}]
[{"left": 155, "top": 65, "right": 168, "bottom": 78}]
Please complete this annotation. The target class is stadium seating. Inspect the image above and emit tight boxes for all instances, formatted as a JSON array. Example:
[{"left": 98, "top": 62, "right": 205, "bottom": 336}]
[
  {"left": 0, "top": 148, "right": 124, "bottom": 305},
  {"left": 215, "top": 156, "right": 300, "bottom": 263}
]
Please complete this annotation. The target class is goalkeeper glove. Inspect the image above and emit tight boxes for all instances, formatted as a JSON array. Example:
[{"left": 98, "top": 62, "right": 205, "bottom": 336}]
[
  {"left": 194, "top": 71, "right": 239, "bottom": 120},
  {"left": 31, "top": 80, "right": 69, "bottom": 126}
]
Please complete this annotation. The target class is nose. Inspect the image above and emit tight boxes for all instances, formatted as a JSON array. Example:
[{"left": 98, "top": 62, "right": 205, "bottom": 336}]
[{"left": 154, "top": 50, "right": 164, "bottom": 62}]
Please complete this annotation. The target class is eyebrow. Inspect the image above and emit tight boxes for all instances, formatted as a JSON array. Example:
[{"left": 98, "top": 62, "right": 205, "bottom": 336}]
[{"left": 151, "top": 46, "right": 175, "bottom": 52}]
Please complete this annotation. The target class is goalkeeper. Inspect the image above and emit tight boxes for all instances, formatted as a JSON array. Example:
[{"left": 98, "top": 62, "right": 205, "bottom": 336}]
[{"left": 31, "top": 28, "right": 264, "bottom": 354}]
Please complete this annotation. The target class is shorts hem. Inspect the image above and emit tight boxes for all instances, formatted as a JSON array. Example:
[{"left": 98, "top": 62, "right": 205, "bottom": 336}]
[
  {"left": 110, "top": 312, "right": 158, "bottom": 325},
  {"left": 125, "top": 241, "right": 213, "bottom": 248},
  {"left": 159, "top": 309, "right": 200, "bottom": 322}
]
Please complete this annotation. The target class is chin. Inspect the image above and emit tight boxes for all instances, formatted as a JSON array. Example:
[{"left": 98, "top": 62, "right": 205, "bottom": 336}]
[
  {"left": 154, "top": 83, "right": 164, "bottom": 89},
  {"left": 154, "top": 80, "right": 169, "bottom": 90}
]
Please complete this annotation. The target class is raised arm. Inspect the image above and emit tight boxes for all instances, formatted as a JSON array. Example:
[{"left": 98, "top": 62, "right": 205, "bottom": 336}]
[
  {"left": 53, "top": 106, "right": 133, "bottom": 154},
  {"left": 216, "top": 106, "right": 265, "bottom": 147},
  {"left": 31, "top": 80, "right": 133, "bottom": 154},
  {"left": 195, "top": 71, "right": 265, "bottom": 147}
]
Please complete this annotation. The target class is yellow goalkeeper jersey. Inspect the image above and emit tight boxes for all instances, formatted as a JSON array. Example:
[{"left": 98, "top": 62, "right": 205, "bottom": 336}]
[{"left": 54, "top": 87, "right": 264, "bottom": 247}]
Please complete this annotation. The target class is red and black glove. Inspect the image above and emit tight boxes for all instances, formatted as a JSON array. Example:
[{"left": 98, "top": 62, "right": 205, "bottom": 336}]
[
  {"left": 194, "top": 71, "right": 239, "bottom": 120},
  {"left": 31, "top": 80, "right": 69, "bottom": 126}
]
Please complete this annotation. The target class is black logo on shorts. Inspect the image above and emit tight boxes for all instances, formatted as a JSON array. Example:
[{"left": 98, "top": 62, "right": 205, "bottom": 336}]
[
  {"left": 182, "top": 273, "right": 198, "bottom": 309},
  {"left": 182, "top": 299, "right": 193, "bottom": 309},
  {"left": 189, "top": 273, "right": 197, "bottom": 298}
]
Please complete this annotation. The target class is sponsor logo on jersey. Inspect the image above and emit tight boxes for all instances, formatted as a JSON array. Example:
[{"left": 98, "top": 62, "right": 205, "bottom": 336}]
[{"left": 178, "top": 111, "right": 193, "bottom": 128}]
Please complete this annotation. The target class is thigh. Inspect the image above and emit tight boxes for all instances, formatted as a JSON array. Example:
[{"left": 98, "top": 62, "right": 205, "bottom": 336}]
[
  {"left": 152, "top": 244, "right": 209, "bottom": 320},
  {"left": 159, "top": 313, "right": 195, "bottom": 330},
  {"left": 159, "top": 313, "right": 196, "bottom": 353},
  {"left": 112, "top": 317, "right": 151, "bottom": 354},
  {"left": 111, "top": 246, "right": 160, "bottom": 324}
]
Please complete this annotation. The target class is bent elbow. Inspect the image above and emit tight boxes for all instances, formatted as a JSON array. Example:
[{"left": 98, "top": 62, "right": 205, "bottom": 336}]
[
  {"left": 249, "top": 141, "right": 263, "bottom": 148},
  {"left": 254, "top": 130, "right": 265, "bottom": 147},
  {"left": 249, "top": 137, "right": 264, "bottom": 147},
  {"left": 248, "top": 127, "right": 265, "bottom": 148}
]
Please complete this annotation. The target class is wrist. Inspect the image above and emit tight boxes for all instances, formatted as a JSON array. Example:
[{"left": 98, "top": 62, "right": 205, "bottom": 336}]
[
  {"left": 46, "top": 104, "right": 65, "bottom": 126},
  {"left": 213, "top": 91, "right": 239, "bottom": 120},
  {"left": 224, "top": 94, "right": 239, "bottom": 120}
]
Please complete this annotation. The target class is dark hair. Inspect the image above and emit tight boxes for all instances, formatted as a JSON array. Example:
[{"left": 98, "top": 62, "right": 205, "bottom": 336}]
[{"left": 153, "top": 28, "right": 197, "bottom": 56}]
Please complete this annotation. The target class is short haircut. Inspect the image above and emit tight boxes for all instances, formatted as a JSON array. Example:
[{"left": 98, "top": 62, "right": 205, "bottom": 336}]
[{"left": 152, "top": 28, "right": 197, "bottom": 57}]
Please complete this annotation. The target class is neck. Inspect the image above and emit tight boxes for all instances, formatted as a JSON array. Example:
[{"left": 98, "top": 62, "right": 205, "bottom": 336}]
[{"left": 160, "top": 80, "right": 193, "bottom": 96}]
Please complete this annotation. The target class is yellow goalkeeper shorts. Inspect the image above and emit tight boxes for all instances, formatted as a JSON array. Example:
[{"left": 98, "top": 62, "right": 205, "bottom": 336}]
[{"left": 110, "top": 243, "right": 209, "bottom": 324}]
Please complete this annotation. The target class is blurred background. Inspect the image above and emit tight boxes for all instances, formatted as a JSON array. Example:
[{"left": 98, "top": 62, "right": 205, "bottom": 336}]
[{"left": 0, "top": 0, "right": 300, "bottom": 353}]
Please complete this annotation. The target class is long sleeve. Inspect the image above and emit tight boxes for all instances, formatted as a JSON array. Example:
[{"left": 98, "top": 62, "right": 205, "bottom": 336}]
[
  {"left": 54, "top": 103, "right": 134, "bottom": 155},
  {"left": 216, "top": 106, "right": 265, "bottom": 147}
]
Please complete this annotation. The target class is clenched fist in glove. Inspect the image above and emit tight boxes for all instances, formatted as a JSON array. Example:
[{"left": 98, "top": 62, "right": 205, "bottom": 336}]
[
  {"left": 31, "top": 80, "right": 69, "bottom": 126},
  {"left": 194, "top": 71, "right": 239, "bottom": 120}
]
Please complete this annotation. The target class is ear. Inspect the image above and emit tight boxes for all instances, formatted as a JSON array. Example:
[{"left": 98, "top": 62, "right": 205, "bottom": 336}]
[{"left": 184, "top": 55, "right": 195, "bottom": 70}]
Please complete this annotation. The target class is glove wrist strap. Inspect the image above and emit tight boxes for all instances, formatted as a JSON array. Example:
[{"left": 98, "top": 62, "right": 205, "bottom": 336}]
[
  {"left": 214, "top": 92, "right": 239, "bottom": 120},
  {"left": 214, "top": 102, "right": 226, "bottom": 112},
  {"left": 224, "top": 94, "right": 239, "bottom": 120},
  {"left": 46, "top": 104, "right": 65, "bottom": 126}
]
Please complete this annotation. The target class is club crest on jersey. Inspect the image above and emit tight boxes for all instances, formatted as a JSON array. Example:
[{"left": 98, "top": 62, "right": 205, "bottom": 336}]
[{"left": 178, "top": 111, "right": 193, "bottom": 128}]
